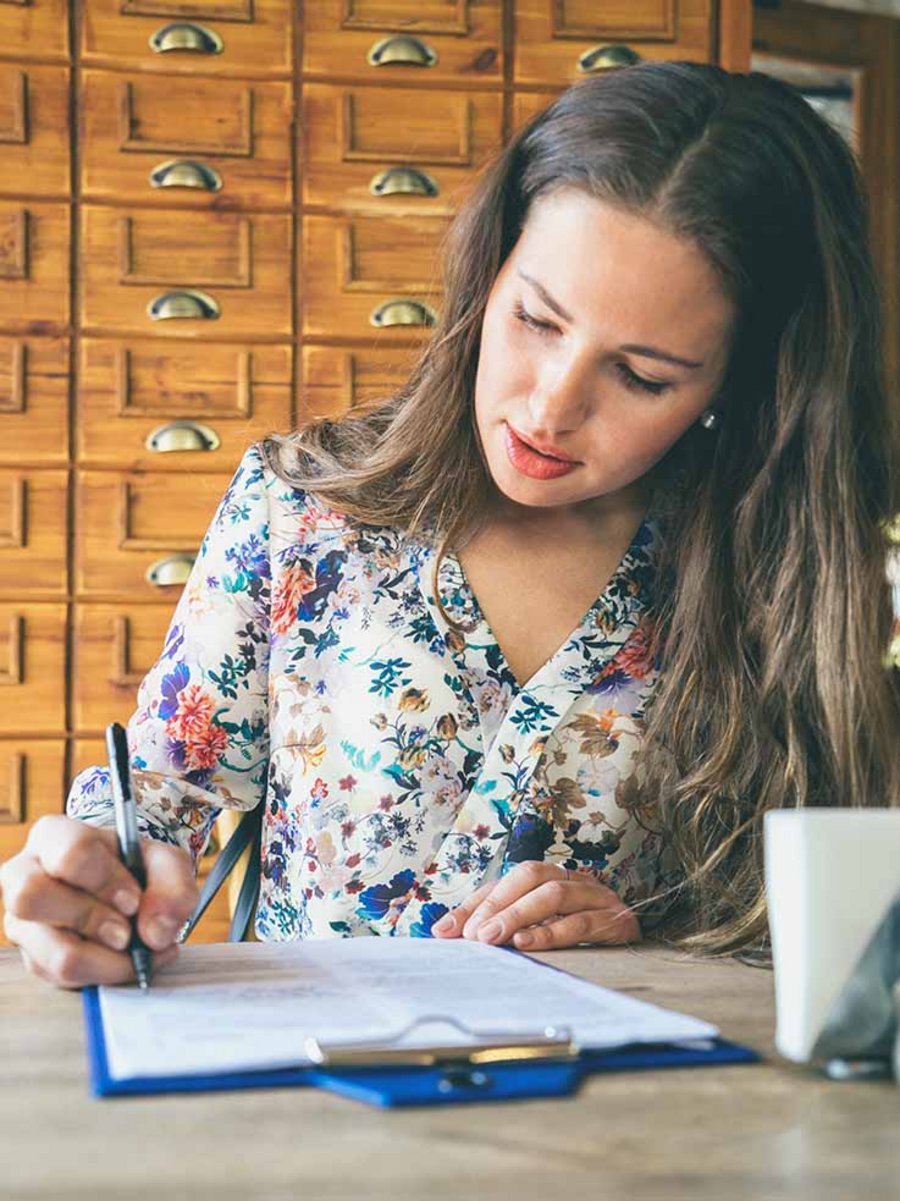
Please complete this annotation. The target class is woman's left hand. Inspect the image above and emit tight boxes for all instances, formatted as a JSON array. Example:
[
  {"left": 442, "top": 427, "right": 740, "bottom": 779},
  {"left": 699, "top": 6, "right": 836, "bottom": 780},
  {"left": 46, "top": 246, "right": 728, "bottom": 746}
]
[{"left": 431, "top": 860, "right": 641, "bottom": 950}]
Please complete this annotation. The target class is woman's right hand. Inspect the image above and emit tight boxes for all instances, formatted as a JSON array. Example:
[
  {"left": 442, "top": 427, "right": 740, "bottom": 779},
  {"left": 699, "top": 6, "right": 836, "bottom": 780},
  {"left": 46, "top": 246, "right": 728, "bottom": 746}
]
[{"left": 0, "top": 815, "right": 200, "bottom": 989}]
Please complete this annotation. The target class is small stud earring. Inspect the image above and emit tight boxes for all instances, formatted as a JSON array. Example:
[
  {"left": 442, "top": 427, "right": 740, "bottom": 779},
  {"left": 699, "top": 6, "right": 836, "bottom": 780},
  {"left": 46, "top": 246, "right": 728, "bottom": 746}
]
[{"left": 699, "top": 408, "right": 721, "bottom": 431}]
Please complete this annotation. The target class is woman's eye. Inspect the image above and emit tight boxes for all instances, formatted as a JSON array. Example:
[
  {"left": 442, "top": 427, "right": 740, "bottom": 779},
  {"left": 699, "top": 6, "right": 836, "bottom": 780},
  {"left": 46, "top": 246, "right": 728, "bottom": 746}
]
[
  {"left": 615, "top": 363, "right": 671, "bottom": 396},
  {"left": 512, "top": 301, "right": 557, "bottom": 337},
  {"left": 513, "top": 301, "right": 671, "bottom": 396}
]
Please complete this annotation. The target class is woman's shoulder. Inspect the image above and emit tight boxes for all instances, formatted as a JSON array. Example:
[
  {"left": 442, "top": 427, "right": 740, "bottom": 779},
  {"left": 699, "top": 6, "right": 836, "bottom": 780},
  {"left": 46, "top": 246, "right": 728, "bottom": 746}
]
[{"left": 247, "top": 437, "right": 388, "bottom": 553}]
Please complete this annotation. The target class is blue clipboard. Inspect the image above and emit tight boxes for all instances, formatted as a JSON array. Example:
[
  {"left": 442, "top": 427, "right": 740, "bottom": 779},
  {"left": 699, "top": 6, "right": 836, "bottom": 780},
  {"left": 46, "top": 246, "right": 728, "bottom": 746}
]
[{"left": 81, "top": 987, "right": 759, "bottom": 1107}]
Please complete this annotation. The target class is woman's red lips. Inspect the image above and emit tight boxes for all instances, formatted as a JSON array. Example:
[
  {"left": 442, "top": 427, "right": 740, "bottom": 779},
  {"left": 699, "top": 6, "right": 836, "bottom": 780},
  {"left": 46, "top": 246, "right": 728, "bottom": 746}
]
[
  {"left": 508, "top": 425, "right": 579, "bottom": 463},
  {"left": 504, "top": 425, "right": 580, "bottom": 480}
]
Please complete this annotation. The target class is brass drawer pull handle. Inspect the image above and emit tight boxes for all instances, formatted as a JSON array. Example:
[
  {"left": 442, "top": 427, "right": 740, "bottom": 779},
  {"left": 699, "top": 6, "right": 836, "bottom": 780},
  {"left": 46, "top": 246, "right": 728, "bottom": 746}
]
[
  {"left": 150, "top": 159, "right": 223, "bottom": 192},
  {"left": 146, "top": 554, "right": 196, "bottom": 587},
  {"left": 150, "top": 22, "right": 224, "bottom": 55},
  {"left": 369, "top": 166, "right": 439, "bottom": 198},
  {"left": 147, "top": 290, "right": 220, "bottom": 321},
  {"left": 367, "top": 35, "right": 437, "bottom": 68},
  {"left": 577, "top": 44, "right": 641, "bottom": 73},
  {"left": 370, "top": 298, "right": 436, "bottom": 328},
  {"left": 145, "top": 421, "right": 221, "bottom": 454}
]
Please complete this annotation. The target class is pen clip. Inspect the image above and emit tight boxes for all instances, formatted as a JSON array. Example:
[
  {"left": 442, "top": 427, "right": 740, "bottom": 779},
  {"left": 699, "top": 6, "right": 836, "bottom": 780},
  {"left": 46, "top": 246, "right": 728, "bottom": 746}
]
[{"left": 105, "top": 722, "right": 146, "bottom": 888}]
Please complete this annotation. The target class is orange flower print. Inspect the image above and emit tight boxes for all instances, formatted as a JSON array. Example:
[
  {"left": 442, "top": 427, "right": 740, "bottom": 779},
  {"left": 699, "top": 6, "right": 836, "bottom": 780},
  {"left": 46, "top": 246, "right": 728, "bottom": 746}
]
[
  {"left": 181, "top": 722, "right": 229, "bottom": 771},
  {"left": 271, "top": 561, "right": 316, "bottom": 637},
  {"left": 615, "top": 619, "right": 656, "bottom": 680},
  {"left": 166, "top": 684, "right": 216, "bottom": 741}
]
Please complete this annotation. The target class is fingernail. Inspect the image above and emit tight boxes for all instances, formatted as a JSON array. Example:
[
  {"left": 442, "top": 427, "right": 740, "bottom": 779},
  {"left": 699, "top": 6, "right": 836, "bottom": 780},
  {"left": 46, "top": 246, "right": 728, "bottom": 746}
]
[
  {"left": 99, "top": 921, "right": 130, "bottom": 951},
  {"left": 146, "top": 916, "right": 178, "bottom": 950},
  {"left": 478, "top": 920, "right": 501, "bottom": 942},
  {"left": 432, "top": 914, "right": 454, "bottom": 934},
  {"left": 113, "top": 889, "right": 139, "bottom": 917},
  {"left": 515, "top": 930, "right": 534, "bottom": 948}
]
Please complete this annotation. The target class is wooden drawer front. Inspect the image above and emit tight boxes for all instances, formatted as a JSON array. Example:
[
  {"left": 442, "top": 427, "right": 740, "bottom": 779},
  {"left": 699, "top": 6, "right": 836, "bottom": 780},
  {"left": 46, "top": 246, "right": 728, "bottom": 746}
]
[
  {"left": 514, "top": 0, "right": 714, "bottom": 87},
  {"left": 75, "top": 470, "right": 231, "bottom": 599},
  {"left": 512, "top": 90, "right": 559, "bottom": 134},
  {"left": 300, "top": 344, "right": 420, "bottom": 419},
  {"left": 0, "top": 604, "right": 67, "bottom": 735},
  {"left": 0, "top": 337, "right": 69, "bottom": 466},
  {"left": 302, "top": 83, "right": 503, "bottom": 215},
  {"left": 0, "top": 0, "right": 68, "bottom": 63},
  {"left": 303, "top": 1, "right": 503, "bottom": 87},
  {"left": 73, "top": 603, "right": 175, "bottom": 733},
  {"left": 81, "top": 0, "right": 293, "bottom": 78},
  {"left": 302, "top": 213, "right": 448, "bottom": 341},
  {"left": 81, "top": 71, "right": 293, "bottom": 211},
  {"left": 0, "top": 202, "right": 70, "bottom": 333},
  {"left": 77, "top": 339, "right": 292, "bottom": 472},
  {"left": 0, "top": 470, "right": 68, "bottom": 598},
  {"left": 70, "top": 737, "right": 236, "bottom": 945},
  {"left": 0, "top": 64, "right": 70, "bottom": 200},
  {"left": 0, "top": 740, "right": 67, "bottom": 883},
  {"left": 80, "top": 207, "right": 293, "bottom": 340}
]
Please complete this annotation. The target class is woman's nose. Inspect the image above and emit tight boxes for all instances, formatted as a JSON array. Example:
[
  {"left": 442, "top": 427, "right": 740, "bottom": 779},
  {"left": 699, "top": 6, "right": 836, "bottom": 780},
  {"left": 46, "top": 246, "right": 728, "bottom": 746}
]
[{"left": 528, "top": 351, "right": 595, "bottom": 430}]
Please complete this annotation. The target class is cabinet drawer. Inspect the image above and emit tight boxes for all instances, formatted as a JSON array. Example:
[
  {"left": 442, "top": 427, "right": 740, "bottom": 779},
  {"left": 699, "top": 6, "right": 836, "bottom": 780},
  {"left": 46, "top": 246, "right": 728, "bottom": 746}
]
[
  {"left": 75, "top": 470, "right": 231, "bottom": 599},
  {"left": 0, "top": 202, "right": 70, "bottom": 334},
  {"left": 81, "top": 71, "right": 293, "bottom": 211},
  {"left": 302, "top": 213, "right": 447, "bottom": 342},
  {"left": 0, "top": 337, "right": 69, "bottom": 466},
  {"left": 512, "top": 90, "right": 558, "bottom": 134},
  {"left": 514, "top": 0, "right": 714, "bottom": 87},
  {"left": 73, "top": 603, "right": 175, "bottom": 733},
  {"left": 77, "top": 338, "right": 292, "bottom": 471},
  {"left": 80, "top": 206, "right": 293, "bottom": 340},
  {"left": 0, "top": 0, "right": 68, "bottom": 63},
  {"left": 300, "top": 344, "right": 419, "bottom": 419},
  {"left": 81, "top": 0, "right": 293, "bottom": 78},
  {"left": 0, "top": 739, "right": 67, "bottom": 892},
  {"left": 0, "top": 64, "right": 70, "bottom": 200},
  {"left": 303, "top": 1, "right": 503, "bottom": 87},
  {"left": 0, "top": 604, "right": 67, "bottom": 735},
  {"left": 302, "top": 82, "right": 502, "bottom": 215},
  {"left": 0, "top": 470, "right": 68, "bottom": 598}
]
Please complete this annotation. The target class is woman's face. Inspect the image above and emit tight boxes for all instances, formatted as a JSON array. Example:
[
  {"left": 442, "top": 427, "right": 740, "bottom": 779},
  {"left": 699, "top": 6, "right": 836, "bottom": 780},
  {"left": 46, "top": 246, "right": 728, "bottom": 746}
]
[{"left": 473, "top": 187, "right": 737, "bottom": 524}]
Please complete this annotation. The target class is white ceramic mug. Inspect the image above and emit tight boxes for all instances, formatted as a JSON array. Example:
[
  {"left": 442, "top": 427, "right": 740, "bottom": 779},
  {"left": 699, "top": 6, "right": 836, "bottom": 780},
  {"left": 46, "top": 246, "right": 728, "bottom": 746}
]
[{"left": 764, "top": 808, "right": 900, "bottom": 1067}]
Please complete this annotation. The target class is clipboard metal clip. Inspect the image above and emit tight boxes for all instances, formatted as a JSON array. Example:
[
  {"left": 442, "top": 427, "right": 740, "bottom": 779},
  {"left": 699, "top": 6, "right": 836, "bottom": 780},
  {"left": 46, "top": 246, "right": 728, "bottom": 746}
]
[{"left": 304, "top": 1013, "right": 579, "bottom": 1071}]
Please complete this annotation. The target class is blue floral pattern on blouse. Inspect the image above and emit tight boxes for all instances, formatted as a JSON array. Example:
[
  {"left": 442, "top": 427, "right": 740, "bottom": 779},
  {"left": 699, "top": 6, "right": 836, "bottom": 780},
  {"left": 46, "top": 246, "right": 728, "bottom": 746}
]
[{"left": 67, "top": 443, "right": 676, "bottom": 941}]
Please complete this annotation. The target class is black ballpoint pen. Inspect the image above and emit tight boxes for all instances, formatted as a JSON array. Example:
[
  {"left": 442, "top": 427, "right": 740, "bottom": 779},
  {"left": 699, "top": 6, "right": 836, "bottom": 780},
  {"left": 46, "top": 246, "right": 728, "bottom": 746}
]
[{"left": 105, "top": 722, "right": 153, "bottom": 991}]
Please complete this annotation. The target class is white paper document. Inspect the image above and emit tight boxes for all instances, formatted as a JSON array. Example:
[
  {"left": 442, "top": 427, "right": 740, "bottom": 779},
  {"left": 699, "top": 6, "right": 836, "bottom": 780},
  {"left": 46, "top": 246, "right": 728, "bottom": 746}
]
[{"left": 97, "top": 938, "right": 719, "bottom": 1082}]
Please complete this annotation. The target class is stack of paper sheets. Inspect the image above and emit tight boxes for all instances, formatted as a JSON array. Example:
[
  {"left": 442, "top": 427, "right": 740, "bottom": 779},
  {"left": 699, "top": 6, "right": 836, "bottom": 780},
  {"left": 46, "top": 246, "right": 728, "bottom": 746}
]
[{"left": 97, "top": 938, "right": 720, "bottom": 1082}]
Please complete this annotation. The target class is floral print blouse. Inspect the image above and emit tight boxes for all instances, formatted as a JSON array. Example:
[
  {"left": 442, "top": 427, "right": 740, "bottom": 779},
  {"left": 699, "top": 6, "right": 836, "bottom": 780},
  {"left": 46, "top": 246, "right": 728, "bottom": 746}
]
[{"left": 67, "top": 442, "right": 678, "bottom": 941}]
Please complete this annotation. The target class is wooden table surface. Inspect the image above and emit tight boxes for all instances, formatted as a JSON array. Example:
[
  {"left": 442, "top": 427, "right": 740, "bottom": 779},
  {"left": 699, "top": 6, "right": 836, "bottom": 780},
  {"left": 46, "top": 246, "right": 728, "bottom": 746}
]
[{"left": 2, "top": 942, "right": 898, "bottom": 1201}]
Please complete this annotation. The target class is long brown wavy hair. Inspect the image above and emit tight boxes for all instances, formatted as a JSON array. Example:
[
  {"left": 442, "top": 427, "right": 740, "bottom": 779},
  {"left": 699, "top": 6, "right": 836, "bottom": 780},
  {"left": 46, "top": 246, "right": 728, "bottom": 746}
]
[{"left": 262, "top": 62, "right": 900, "bottom": 957}]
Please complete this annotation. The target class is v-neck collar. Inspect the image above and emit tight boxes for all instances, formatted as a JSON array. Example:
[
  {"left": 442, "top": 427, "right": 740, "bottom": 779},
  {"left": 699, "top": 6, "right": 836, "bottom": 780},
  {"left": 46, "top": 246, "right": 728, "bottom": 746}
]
[
  {"left": 391, "top": 507, "right": 663, "bottom": 937},
  {"left": 434, "top": 508, "right": 660, "bottom": 697}
]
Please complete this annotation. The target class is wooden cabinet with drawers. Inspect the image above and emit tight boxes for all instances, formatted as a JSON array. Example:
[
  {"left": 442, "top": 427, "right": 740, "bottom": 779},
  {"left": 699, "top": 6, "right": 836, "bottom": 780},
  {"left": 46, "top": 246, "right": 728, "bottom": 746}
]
[
  {"left": 0, "top": 339, "right": 70, "bottom": 467},
  {"left": 76, "top": 339, "right": 293, "bottom": 471},
  {"left": 0, "top": 0, "right": 750, "bottom": 946},
  {"left": 81, "top": 0, "right": 294, "bottom": 77},
  {"left": 514, "top": 0, "right": 715, "bottom": 85},
  {"left": 301, "top": 83, "right": 504, "bottom": 215},
  {"left": 301, "top": 1, "right": 505, "bottom": 86},
  {"left": 80, "top": 71, "right": 295, "bottom": 211}
]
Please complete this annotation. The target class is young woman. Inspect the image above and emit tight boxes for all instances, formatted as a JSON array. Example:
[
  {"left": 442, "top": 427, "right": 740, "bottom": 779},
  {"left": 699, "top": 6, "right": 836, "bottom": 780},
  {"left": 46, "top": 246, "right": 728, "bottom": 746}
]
[{"left": 3, "top": 61, "right": 899, "bottom": 988}]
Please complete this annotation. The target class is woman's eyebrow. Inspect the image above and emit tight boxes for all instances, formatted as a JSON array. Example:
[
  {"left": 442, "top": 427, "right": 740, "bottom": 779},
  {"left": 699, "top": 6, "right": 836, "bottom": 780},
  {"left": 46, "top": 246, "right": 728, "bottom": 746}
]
[{"left": 515, "top": 267, "right": 705, "bottom": 369}]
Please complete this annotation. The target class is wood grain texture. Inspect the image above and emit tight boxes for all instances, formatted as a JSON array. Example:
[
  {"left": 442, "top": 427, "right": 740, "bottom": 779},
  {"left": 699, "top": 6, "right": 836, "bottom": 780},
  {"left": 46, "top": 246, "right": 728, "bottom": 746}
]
[{"left": 2, "top": 942, "right": 899, "bottom": 1201}]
